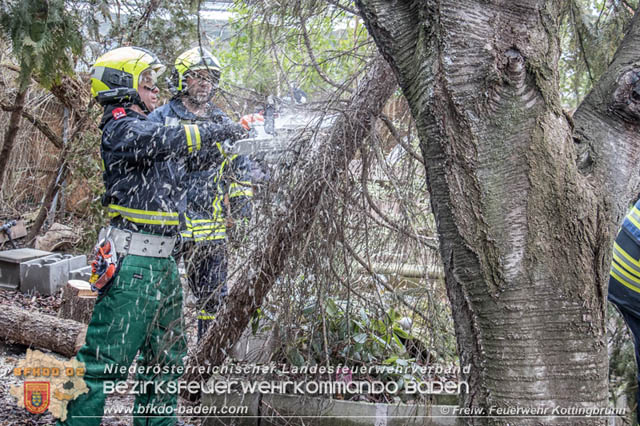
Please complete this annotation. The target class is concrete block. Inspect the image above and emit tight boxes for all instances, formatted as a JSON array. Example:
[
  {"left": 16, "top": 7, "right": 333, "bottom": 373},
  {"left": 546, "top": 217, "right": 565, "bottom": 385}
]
[
  {"left": 69, "top": 266, "right": 92, "bottom": 281},
  {"left": 20, "top": 254, "right": 87, "bottom": 295},
  {"left": 0, "top": 249, "right": 52, "bottom": 290},
  {"left": 66, "top": 255, "right": 87, "bottom": 272}
]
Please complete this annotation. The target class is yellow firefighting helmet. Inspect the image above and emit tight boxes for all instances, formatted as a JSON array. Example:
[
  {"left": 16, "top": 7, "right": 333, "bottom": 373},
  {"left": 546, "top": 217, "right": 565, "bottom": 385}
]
[
  {"left": 90, "top": 46, "right": 165, "bottom": 105},
  {"left": 171, "top": 46, "right": 222, "bottom": 93}
]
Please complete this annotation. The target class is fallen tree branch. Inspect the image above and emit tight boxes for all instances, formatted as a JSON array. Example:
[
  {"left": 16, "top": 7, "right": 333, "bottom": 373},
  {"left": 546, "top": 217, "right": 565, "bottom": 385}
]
[{"left": 182, "top": 55, "right": 397, "bottom": 399}]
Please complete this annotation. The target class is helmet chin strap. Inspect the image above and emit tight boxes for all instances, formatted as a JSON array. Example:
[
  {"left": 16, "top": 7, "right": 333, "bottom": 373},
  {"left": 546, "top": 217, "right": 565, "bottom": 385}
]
[{"left": 133, "top": 93, "right": 152, "bottom": 114}]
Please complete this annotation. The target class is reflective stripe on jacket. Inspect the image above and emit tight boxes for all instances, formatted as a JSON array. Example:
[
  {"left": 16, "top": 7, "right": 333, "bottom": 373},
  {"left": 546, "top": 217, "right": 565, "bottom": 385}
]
[
  {"left": 100, "top": 105, "right": 198, "bottom": 235},
  {"left": 148, "top": 99, "right": 253, "bottom": 242},
  {"left": 100, "top": 104, "right": 231, "bottom": 235},
  {"left": 612, "top": 202, "right": 640, "bottom": 294},
  {"left": 609, "top": 202, "right": 640, "bottom": 318}
]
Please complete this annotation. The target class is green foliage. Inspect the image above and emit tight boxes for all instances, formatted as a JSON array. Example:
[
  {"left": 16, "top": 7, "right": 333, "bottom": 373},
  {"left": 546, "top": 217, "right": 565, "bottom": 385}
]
[
  {"left": 0, "top": 0, "right": 83, "bottom": 90},
  {"left": 84, "top": 0, "right": 198, "bottom": 65},
  {"left": 275, "top": 294, "right": 429, "bottom": 382},
  {"left": 559, "top": 0, "right": 636, "bottom": 110},
  {"left": 215, "top": 1, "right": 372, "bottom": 100}
]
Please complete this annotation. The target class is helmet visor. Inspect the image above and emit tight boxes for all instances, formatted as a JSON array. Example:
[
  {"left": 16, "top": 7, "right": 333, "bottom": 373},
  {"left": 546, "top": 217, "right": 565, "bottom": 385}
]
[{"left": 139, "top": 69, "right": 160, "bottom": 91}]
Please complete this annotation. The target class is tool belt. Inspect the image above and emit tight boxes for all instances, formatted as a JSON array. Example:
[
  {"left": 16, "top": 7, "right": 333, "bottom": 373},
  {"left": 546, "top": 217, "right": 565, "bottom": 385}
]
[{"left": 98, "top": 227, "right": 176, "bottom": 258}]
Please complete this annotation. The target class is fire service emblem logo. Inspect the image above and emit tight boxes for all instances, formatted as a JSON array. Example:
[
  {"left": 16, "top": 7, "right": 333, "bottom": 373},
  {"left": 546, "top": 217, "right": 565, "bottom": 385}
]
[{"left": 24, "top": 382, "right": 50, "bottom": 414}]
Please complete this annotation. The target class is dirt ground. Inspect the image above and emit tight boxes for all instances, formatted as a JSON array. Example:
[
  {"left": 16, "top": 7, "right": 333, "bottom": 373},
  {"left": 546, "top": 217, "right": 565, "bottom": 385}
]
[{"left": 0, "top": 281, "right": 204, "bottom": 426}]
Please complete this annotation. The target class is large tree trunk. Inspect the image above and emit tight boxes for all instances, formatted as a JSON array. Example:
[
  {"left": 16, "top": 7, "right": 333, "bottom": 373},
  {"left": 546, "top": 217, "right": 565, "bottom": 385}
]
[
  {"left": 0, "top": 85, "right": 28, "bottom": 188},
  {"left": 354, "top": 1, "right": 640, "bottom": 424},
  {"left": 182, "top": 55, "right": 398, "bottom": 394},
  {"left": 0, "top": 305, "right": 86, "bottom": 358}
]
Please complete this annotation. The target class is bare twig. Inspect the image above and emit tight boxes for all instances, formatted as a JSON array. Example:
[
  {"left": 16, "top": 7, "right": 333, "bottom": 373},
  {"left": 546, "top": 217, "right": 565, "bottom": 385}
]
[
  {"left": 299, "top": 15, "right": 353, "bottom": 93},
  {"left": 0, "top": 101, "right": 63, "bottom": 149},
  {"left": 570, "top": 1, "right": 595, "bottom": 84},
  {"left": 339, "top": 238, "right": 430, "bottom": 323},
  {"left": 379, "top": 113, "right": 424, "bottom": 163},
  {"left": 324, "top": 0, "right": 360, "bottom": 16}
]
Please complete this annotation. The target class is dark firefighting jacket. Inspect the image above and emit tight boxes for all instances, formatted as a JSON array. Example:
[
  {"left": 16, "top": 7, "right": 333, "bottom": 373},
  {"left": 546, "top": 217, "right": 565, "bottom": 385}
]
[
  {"left": 610, "top": 199, "right": 640, "bottom": 316},
  {"left": 148, "top": 98, "right": 253, "bottom": 242},
  {"left": 99, "top": 104, "right": 241, "bottom": 236}
]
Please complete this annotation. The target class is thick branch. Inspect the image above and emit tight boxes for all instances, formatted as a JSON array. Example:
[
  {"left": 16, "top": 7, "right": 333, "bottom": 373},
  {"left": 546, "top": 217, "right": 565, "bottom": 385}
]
[
  {"left": 354, "top": 0, "right": 425, "bottom": 92},
  {"left": 573, "top": 8, "right": 640, "bottom": 219}
]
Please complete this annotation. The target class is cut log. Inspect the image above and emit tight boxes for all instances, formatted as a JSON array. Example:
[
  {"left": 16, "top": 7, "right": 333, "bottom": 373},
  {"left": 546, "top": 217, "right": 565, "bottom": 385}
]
[
  {"left": 58, "top": 280, "right": 97, "bottom": 324},
  {"left": 0, "top": 304, "right": 87, "bottom": 357}
]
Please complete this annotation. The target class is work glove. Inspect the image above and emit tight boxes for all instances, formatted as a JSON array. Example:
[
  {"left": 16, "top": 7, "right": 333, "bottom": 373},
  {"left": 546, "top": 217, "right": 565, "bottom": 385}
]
[
  {"left": 239, "top": 113, "right": 264, "bottom": 131},
  {"left": 198, "top": 121, "right": 247, "bottom": 147}
]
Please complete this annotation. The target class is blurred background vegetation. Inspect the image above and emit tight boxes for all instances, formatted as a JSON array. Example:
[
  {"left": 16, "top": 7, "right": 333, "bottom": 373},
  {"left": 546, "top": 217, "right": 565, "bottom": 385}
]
[{"left": 0, "top": 0, "right": 638, "bottom": 422}]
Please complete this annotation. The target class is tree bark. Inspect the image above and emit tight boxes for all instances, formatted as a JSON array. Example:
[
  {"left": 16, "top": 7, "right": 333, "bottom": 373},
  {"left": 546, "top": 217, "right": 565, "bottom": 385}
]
[
  {"left": 182, "top": 55, "right": 398, "bottom": 396},
  {"left": 0, "top": 86, "right": 28, "bottom": 188},
  {"left": 0, "top": 305, "right": 86, "bottom": 358},
  {"left": 354, "top": 1, "right": 640, "bottom": 424}
]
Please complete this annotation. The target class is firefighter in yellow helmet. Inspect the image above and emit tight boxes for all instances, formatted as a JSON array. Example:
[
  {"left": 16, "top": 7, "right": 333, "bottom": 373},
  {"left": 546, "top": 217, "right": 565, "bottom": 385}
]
[
  {"left": 59, "top": 46, "right": 245, "bottom": 426},
  {"left": 149, "top": 46, "right": 253, "bottom": 341}
]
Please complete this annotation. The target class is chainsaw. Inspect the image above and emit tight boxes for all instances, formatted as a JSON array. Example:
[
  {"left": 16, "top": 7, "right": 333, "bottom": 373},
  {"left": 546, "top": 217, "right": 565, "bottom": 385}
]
[{"left": 89, "top": 236, "right": 119, "bottom": 292}]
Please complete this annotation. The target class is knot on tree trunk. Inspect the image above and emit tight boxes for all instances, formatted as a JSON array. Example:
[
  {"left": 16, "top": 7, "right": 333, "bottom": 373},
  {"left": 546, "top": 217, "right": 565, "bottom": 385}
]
[
  {"left": 501, "top": 48, "right": 526, "bottom": 87},
  {"left": 487, "top": 47, "right": 530, "bottom": 112},
  {"left": 611, "top": 68, "right": 640, "bottom": 123}
]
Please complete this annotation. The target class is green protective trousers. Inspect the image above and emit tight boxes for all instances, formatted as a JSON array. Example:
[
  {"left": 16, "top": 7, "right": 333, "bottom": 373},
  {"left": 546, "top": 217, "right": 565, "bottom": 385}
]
[{"left": 58, "top": 253, "right": 187, "bottom": 426}]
